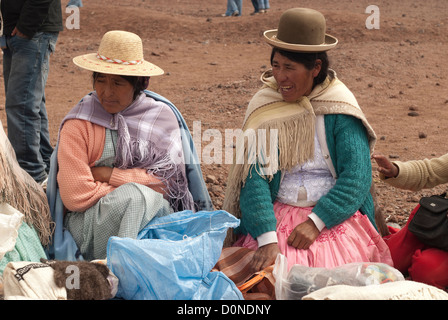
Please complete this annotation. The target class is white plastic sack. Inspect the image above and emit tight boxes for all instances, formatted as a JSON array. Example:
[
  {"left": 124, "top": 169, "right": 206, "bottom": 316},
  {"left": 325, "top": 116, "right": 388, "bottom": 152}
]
[
  {"left": 274, "top": 254, "right": 405, "bottom": 300},
  {"left": 302, "top": 281, "right": 448, "bottom": 300},
  {"left": 3, "top": 261, "right": 67, "bottom": 300},
  {"left": 0, "top": 203, "right": 24, "bottom": 261}
]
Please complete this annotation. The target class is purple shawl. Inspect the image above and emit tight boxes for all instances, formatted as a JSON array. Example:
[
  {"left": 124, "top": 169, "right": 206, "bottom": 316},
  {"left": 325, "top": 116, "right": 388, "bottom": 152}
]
[{"left": 61, "top": 92, "right": 194, "bottom": 211}]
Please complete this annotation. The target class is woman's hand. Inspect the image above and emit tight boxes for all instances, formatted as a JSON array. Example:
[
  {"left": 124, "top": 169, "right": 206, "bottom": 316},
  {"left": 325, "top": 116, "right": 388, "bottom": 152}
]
[
  {"left": 372, "top": 153, "right": 399, "bottom": 178},
  {"left": 91, "top": 166, "right": 113, "bottom": 183},
  {"left": 250, "top": 243, "right": 280, "bottom": 273},
  {"left": 287, "top": 219, "right": 320, "bottom": 250}
]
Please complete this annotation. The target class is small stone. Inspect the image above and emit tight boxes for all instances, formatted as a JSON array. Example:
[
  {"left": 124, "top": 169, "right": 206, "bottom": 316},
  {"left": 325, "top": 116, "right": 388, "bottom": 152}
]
[
  {"left": 211, "top": 185, "right": 223, "bottom": 196},
  {"left": 418, "top": 132, "right": 427, "bottom": 139},
  {"left": 206, "top": 175, "right": 217, "bottom": 184}
]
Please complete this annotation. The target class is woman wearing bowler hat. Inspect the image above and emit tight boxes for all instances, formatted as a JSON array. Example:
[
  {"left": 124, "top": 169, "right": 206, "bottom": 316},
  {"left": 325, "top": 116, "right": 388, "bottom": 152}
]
[
  {"left": 224, "top": 8, "right": 393, "bottom": 272},
  {"left": 52, "top": 30, "right": 211, "bottom": 261}
]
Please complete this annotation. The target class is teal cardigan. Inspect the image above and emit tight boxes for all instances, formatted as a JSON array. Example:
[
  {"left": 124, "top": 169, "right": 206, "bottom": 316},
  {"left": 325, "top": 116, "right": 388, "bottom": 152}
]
[{"left": 238, "top": 113, "right": 375, "bottom": 239}]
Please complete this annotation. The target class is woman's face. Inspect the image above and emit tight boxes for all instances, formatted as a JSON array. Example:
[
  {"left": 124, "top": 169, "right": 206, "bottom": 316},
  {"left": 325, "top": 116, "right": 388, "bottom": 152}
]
[
  {"left": 94, "top": 73, "right": 134, "bottom": 114},
  {"left": 271, "top": 52, "right": 321, "bottom": 102}
]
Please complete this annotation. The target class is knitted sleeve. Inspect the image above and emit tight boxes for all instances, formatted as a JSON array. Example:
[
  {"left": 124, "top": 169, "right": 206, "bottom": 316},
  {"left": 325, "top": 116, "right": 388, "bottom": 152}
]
[
  {"left": 312, "top": 114, "right": 372, "bottom": 229},
  {"left": 109, "top": 167, "right": 165, "bottom": 194},
  {"left": 239, "top": 164, "right": 279, "bottom": 239},
  {"left": 382, "top": 153, "right": 448, "bottom": 191},
  {"left": 58, "top": 119, "right": 113, "bottom": 212}
]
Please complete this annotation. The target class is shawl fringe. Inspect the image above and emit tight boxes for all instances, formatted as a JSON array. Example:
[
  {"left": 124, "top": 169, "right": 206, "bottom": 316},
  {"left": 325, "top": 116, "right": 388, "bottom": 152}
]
[
  {"left": 0, "top": 127, "right": 53, "bottom": 246},
  {"left": 223, "top": 106, "right": 316, "bottom": 220}
]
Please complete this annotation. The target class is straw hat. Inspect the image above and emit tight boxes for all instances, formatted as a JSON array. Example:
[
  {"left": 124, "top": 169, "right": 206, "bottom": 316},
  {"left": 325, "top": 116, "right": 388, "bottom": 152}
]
[
  {"left": 263, "top": 8, "right": 338, "bottom": 52},
  {"left": 73, "top": 30, "right": 164, "bottom": 77}
]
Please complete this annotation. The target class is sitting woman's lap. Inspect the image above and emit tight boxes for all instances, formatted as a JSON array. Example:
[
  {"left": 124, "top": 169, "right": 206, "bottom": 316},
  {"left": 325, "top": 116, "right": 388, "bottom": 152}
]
[{"left": 234, "top": 201, "right": 393, "bottom": 270}]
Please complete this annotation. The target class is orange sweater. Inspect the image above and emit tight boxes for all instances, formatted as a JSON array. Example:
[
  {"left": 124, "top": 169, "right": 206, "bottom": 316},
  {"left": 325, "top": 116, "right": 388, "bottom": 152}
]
[{"left": 57, "top": 119, "right": 166, "bottom": 212}]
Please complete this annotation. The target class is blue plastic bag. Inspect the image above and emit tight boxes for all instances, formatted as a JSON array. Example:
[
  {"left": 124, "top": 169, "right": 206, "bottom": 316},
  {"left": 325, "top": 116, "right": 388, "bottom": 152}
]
[{"left": 106, "top": 210, "right": 242, "bottom": 300}]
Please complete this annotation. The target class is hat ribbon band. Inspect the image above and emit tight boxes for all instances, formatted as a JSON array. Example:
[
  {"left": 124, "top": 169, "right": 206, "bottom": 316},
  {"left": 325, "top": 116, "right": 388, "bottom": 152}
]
[
  {"left": 96, "top": 53, "right": 143, "bottom": 65},
  {"left": 272, "top": 35, "right": 326, "bottom": 46}
]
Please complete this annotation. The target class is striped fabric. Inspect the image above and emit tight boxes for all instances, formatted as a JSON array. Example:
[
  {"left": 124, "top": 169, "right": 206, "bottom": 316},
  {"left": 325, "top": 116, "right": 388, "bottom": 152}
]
[{"left": 212, "top": 247, "right": 276, "bottom": 300}]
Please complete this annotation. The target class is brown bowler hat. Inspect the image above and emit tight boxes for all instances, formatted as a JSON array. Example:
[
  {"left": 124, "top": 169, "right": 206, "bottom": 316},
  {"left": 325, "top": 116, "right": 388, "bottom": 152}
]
[{"left": 263, "top": 8, "right": 338, "bottom": 52}]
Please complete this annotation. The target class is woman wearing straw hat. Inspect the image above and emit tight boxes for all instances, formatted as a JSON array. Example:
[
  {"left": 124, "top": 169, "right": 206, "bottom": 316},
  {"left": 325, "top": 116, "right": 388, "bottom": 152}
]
[
  {"left": 223, "top": 8, "right": 393, "bottom": 272},
  {"left": 51, "top": 30, "right": 211, "bottom": 261}
]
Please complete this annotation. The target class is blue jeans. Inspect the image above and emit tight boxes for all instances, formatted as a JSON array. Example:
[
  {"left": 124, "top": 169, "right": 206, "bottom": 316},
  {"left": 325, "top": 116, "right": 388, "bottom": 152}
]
[
  {"left": 2, "top": 32, "right": 58, "bottom": 183},
  {"left": 258, "top": 0, "right": 270, "bottom": 10},
  {"left": 225, "top": 0, "right": 242, "bottom": 16},
  {"left": 67, "top": 0, "right": 83, "bottom": 7},
  {"left": 251, "top": 0, "right": 259, "bottom": 12}
]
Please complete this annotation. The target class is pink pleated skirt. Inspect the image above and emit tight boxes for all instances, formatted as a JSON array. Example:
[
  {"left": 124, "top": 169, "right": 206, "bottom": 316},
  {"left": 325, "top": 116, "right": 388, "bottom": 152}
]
[{"left": 234, "top": 201, "right": 393, "bottom": 270}]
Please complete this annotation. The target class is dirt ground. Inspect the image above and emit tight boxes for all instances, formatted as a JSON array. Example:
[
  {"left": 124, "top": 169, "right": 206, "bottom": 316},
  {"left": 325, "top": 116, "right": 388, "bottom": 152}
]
[{"left": 1, "top": 0, "right": 448, "bottom": 228}]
